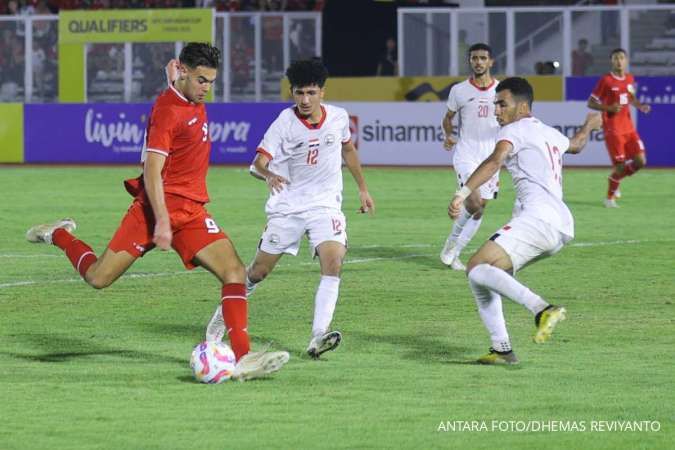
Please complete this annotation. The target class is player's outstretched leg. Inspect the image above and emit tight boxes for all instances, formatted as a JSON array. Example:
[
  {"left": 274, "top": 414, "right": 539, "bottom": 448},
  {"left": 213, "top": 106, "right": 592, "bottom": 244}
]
[{"left": 534, "top": 305, "right": 567, "bottom": 344}]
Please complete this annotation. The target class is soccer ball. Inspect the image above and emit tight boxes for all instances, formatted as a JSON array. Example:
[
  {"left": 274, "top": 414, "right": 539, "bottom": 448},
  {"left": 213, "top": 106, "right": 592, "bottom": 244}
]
[{"left": 190, "top": 341, "right": 237, "bottom": 384}]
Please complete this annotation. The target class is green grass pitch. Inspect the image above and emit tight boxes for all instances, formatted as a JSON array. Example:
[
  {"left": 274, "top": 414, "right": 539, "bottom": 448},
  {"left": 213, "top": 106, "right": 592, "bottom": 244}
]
[{"left": 0, "top": 166, "right": 673, "bottom": 449}]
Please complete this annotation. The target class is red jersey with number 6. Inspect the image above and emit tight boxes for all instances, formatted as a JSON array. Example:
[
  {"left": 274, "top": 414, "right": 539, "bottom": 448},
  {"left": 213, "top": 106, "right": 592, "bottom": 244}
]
[
  {"left": 126, "top": 85, "right": 211, "bottom": 203},
  {"left": 590, "top": 72, "right": 637, "bottom": 135}
]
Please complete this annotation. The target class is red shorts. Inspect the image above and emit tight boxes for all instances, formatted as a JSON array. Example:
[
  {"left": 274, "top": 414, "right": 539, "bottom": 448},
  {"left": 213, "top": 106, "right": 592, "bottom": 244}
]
[
  {"left": 604, "top": 131, "right": 645, "bottom": 164},
  {"left": 108, "top": 194, "right": 228, "bottom": 269}
]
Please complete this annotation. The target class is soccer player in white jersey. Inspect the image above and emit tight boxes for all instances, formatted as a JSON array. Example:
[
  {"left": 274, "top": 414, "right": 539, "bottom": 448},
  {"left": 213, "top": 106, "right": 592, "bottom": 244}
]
[
  {"left": 206, "top": 59, "right": 375, "bottom": 359},
  {"left": 449, "top": 77, "right": 602, "bottom": 365},
  {"left": 440, "top": 43, "right": 501, "bottom": 271}
]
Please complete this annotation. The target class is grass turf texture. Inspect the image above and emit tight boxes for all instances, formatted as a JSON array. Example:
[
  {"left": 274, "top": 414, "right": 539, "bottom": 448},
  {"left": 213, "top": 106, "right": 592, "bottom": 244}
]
[{"left": 0, "top": 166, "right": 673, "bottom": 450}]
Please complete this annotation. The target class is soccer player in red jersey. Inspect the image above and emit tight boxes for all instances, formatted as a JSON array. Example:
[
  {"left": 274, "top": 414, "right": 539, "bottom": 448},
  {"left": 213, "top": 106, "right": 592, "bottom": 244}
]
[
  {"left": 588, "top": 48, "right": 651, "bottom": 208},
  {"left": 26, "top": 43, "right": 289, "bottom": 381}
]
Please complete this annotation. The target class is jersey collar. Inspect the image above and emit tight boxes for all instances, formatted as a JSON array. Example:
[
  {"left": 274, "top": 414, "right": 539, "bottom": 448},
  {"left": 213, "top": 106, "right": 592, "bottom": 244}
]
[
  {"left": 469, "top": 77, "right": 496, "bottom": 91},
  {"left": 609, "top": 72, "right": 626, "bottom": 81},
  {"left": 169, "top": 83, "right": 191, "bottom": 104},
  {"left": 294, "top": 105, "right": 327, "bottom": 130}
]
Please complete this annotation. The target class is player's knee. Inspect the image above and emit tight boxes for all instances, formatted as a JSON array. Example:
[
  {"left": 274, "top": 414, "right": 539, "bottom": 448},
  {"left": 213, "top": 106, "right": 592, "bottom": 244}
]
[
  {"left": 614, "top": 162, "right": 626, "bottom": 174},
  {"left": 85, "top": 272, "right": 113, "bottom": 290}
]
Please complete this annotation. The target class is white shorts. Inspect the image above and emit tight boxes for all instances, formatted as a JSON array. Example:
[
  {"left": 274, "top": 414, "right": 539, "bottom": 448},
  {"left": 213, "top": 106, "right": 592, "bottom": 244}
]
[
  {"left": 259, "top": 209, "right": 347, "bottom": 257},
  {"left": 490, "top": 215, "right": 572, "bottom": 273},
  {"left": 454, "top": 160, "right": 499, "bottom": 200}
]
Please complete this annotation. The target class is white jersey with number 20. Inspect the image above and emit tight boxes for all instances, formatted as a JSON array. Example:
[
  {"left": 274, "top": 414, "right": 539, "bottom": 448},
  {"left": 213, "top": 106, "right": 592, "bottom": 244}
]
[{"left": 496, "top": 116, "right": 573, "bottom": 238}]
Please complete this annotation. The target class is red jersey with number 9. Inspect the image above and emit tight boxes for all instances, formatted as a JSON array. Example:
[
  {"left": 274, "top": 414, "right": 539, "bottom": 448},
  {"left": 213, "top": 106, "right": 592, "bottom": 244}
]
[
  {"left": 129, "top": 85, "right": 211, "bottom": 203},
  {"left": 590, "top": 72, "right": 637, "bottom": 135}
]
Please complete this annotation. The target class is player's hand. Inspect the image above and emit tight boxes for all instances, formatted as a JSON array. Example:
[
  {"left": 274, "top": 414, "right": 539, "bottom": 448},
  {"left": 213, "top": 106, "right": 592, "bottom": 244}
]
[
  {"left": 358, "top": 191, "right": 375, "bottom": 215},
  {"left": 265, "top": 173, "right": 289, "bottom": 194},
  {"left": 585, "top": 112, "right": 603, "bottom": 131},
  {"left": 443, "top": 135, "right": 457, "bottom": 151},
  {"left": 606, "top": 103, "right": 622, "bottom": 114},
  {"left": 165, "top": 59, "right": 179, "bottom": 86},
  {"left": 639, "top": 104, "right": 651, "bottom": 114},
  {"left": 448, "top": 195, "right": 464, "bottom": 220},
  {"left": 153, "top": 218, "right": 172, "bottom": 250}
]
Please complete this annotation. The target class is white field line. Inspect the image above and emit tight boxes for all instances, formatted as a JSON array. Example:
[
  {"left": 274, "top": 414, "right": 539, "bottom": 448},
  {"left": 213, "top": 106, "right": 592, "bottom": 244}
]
[{"left": 0, "top": 238, "right": 673, "bottom": 290}]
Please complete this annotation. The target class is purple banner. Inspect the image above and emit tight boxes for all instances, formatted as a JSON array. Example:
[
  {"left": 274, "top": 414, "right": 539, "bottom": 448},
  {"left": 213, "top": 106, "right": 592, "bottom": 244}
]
[
  {"left": 634, "top": 104, "right": 675, "bottom": 167},
  {"left": 24, "top": 102, "right": 289, "bottom": 164}
]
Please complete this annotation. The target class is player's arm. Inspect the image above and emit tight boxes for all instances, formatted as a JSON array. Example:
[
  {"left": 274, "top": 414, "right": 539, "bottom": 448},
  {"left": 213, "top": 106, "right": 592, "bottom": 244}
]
[
  {"left": 342, "top": 141, "right": 375, "bottom": 215},
  {"left": 143, "top": 152, "right": 172, "bottom": 250},
  {"left": 448, "top": 141, "right": 510, "bottom": 219},
  {"left": 442, "top": 109, "right": 457, "bottom": 150},
  {"left": 629, "top": 95, "right": 651, "bottom": 114},
  {"left": 587, "top": 96, "right": 621, "bottom": 114},
  {"left": 252, "top": 152, "right": 289, "bottom": 194},
  {"left": 568, "top": 112, "right": 603, "bottom": 154}
]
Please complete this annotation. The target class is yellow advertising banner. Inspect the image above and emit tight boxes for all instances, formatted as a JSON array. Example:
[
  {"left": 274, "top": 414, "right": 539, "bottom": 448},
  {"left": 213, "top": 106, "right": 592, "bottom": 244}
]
[{"left": 281, "top": 76, "right": 563, "bottom": 102}]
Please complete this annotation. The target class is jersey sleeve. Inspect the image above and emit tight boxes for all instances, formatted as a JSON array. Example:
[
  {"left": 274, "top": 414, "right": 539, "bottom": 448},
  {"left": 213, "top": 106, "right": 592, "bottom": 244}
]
[
  {"left": 146, "top": 105, "right": 179, "bottom": 156},
  {"left": 590, "top": 77, "right": 607, "bottom": 103},
  {"left": 341, "top": 110, "right": 351, "bottom": 144},
  {"left": 257, "top": 115, "right": 284, "bottom": 160},
  {"left": 446, "top": 85, "right": 459, "bottom": 112},
  {"left": 556, "top": 130, "right": 572, "bottom": 154}
]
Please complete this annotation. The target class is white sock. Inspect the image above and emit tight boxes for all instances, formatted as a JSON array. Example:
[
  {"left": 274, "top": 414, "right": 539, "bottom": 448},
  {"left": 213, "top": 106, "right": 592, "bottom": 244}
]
[
  {"left": 312, "top": 275, "right": 341, "bottom": 337},
  {"left": 469, "top": 277, "right": 511, "bottom": 352},
  {"left": 448, "top": 205, "right": 472, "bottom": 243},
  {"left": 468, "top": 264, "right": 549, "bottom": 315},
  {"left": 455, "top": 216, "right": 482, "bottom": 254},
  {"left": 245, "top": 275, "right": 258, "bottom": 297}
]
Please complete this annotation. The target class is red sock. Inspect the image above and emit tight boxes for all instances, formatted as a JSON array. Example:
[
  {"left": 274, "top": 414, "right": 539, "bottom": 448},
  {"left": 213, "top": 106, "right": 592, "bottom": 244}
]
[
  {"left": 52, "top": 228, "right": 97, "bottom": 278},
  {"left": 221, "top": 284, "right": 250, "bottom": 361},
  {"left": 607, "top": 175, "right": 621, "bottom": 199}
]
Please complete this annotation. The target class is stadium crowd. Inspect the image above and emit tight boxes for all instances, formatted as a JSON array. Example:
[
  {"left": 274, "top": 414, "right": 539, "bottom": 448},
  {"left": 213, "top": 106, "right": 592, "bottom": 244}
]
[{"left": 0, "top": 0, "right": 325, "bottom": 14}]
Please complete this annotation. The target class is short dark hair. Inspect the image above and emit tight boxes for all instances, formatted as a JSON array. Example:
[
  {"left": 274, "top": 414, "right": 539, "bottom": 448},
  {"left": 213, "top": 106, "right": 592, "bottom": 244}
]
[
  {"left": 179, "top": 42, "right": 221, "bottom": 69},
  {"left": 496, "top": 77, "right": 534, "bottom": 108},
  {"left": 468, "top": 43, "right": 492, "bottom": 57},
  {"left": 286, "top": 58, "right": 329, "bottom": 89},
  {"left": 610, "top": 48, "right": 627, "bottom": 58}
]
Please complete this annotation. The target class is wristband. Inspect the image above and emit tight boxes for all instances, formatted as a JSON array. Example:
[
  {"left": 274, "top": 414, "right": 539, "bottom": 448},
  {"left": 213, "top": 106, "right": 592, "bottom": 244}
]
[{"left": 456, "top": 185, "right": 472, "bottom": 201}]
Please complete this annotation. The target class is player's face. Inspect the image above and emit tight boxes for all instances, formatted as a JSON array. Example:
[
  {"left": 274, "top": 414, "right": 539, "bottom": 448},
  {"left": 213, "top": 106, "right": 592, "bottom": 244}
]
[
  {"left": 183, "top": 65, "right": 217, "bottom": 103},
  {"left": 292, "top": 84, "right": 324, "bottom": 118},
  {"left": 469, "top": 50, "right": 493, "bottom": 77},
  {"left": 611, "top": 52, "right": 627, "bottom": 73},
  {"left": 494, "top": 90, "right": 522, "bottom": 126}
]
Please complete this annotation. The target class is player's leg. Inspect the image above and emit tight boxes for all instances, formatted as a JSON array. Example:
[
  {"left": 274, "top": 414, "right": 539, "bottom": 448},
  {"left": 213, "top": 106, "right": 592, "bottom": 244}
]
[
  {"left": 465, "top": 218, "right": 567, "bottom": 361},
  {"left": 605, "top": 133, "right": 626, "bottom": 206},
  {"left": 26, "top": 207, "right": 146, "bottom": 289},
  {"left": 305, "top": 212, "right": 347, "bottom": 359},
  {"left": 246, "top": 250, "right": 284, "bottom": 295},
  {"left": 191, "top": 237, "right": 290, "bottom": 380}
]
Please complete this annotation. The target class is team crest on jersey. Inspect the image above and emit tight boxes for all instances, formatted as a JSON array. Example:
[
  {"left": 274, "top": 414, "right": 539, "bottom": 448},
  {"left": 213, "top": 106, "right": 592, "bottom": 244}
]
[{"left": 323, "top": 133, "right": 336, "bottom": 146}]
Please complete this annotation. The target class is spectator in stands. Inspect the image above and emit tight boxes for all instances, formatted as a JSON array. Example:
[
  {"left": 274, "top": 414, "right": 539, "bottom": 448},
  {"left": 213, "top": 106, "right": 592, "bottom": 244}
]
[
  {"left": 572, "top": 38, "right": 593, "bottom": 76},
  {"left": 376, "top": 37, "right": 398, "bottom": 76}
]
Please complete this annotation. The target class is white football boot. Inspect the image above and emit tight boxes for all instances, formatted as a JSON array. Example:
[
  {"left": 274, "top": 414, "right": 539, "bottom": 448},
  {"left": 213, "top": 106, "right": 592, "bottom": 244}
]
[
  {"left": 205, "top": 304, "right": 225, "bottom": 343},
  {"left": 26, "top": 218, "right": 77, "bottom": 244},
  {"left": 440, "top": 239, "right": 466, "bottom": 271},
  {"left": 231, "top": 349, "right": 290, "bottom": 381},
  {"left": 306, "top": 330, "right": 342, "bottom": 359},
  {"left": 603, "top": 198, "right": 619, "bottom": 208}
]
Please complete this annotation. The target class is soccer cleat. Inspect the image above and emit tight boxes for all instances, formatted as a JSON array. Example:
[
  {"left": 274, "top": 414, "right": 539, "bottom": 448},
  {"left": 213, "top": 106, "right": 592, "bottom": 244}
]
[
  {"left": 231, "top": 350, "right": 290, "bottom": 381},
  {"left": 26, "top": 218, "right": 77, "bottom": 245},
  {"left": 603, "top": 198, "right": 619, "bottom": 208},
  {"left": 534, "top": 305, "right": 567, "bottom": 344},
  {"left": 477, "top": 348, "right": 519, "bottom": 365},
  {"left": 306, "top": 330, "right": 342, "bottom": 359},
  {"left": 440, "top": 239, "right": 466, "bottom": 271},
  {"left": 205, "top": 304, "right": 225, "bottom": 342}
]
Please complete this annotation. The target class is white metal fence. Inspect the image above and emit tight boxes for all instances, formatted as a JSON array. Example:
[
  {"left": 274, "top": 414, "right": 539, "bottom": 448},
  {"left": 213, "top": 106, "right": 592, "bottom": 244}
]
[
  {"left": 0, "top": 11, "right": 321, "bottom": 103},
  {"left": 398, "top": 4, "right": 675, "bottom": 77}
]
